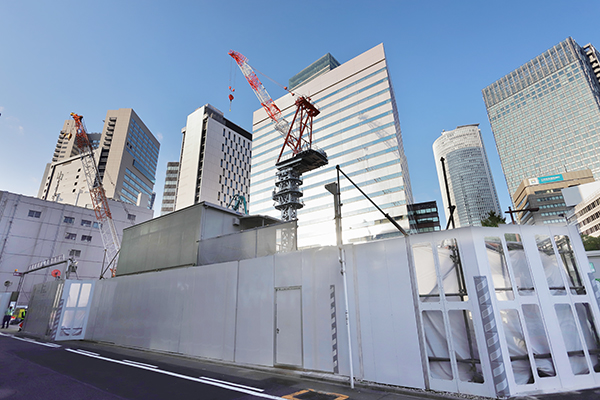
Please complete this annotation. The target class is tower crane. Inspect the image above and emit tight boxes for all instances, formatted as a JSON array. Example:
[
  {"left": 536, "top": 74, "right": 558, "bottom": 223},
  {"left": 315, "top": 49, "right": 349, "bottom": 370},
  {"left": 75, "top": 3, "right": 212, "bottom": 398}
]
[
  {"left": 70, "top": 113, "right": 121, "bottom": 278},
  {"left": 229, "top": 50, "right": 328, "bottom": 221}
]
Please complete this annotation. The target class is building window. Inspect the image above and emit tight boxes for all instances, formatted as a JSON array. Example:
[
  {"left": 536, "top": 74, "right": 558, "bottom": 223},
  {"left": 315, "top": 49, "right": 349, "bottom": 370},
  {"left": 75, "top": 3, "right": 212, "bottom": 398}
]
[
  {"left": 69, "top": 249, "right": 81, "bottom": 257},
  {"left": 28, "top": 210, "right": 41, "bottom": 218},
  {"left": 64, "top": 216, "right": 75, "bottom": 224},
  {"left": 127, "top": 214, "right": 136, "bottom": 222},
  {"left": 81, "top": 235, "right": 92, "bottom": 242},
  {"left": 65, "top": 233, "right": 77, "bottom": 240},
  {"left": 93, "top": 222, "right": 99, "bottom": 229},
  {"left": 81, "top": 219, "right": 92, "bottom": 227}
]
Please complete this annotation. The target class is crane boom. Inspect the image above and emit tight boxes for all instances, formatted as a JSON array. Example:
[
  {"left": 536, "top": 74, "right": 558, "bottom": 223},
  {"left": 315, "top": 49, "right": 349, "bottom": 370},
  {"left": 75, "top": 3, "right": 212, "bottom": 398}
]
[
  {"left": 229, "top": 50, "right": 328, "bottom": 222},
  {"left": 228, "top": 50, "right": 290, "bottom": 135},
  {"left": 71, "top": 113, "right": 121, "bottom": 277}
]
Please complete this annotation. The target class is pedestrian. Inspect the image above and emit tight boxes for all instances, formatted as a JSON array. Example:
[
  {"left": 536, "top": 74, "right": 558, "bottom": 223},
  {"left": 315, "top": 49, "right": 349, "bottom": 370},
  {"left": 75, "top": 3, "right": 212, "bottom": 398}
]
[{"left": 2, "top": 306, "right": 13, "bottom": 329}]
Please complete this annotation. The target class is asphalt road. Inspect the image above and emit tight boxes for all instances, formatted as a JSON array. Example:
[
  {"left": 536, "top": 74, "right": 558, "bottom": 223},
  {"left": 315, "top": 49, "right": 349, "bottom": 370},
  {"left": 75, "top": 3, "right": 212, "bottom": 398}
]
[{"left": 0, "top": 330, "right": 441, "bottom": 400}]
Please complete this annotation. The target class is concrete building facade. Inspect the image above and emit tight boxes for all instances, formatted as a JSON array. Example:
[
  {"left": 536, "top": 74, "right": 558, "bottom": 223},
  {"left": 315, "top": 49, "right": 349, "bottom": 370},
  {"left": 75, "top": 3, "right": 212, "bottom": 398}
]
[
  {"left": 407, "top": 201, "right": 441, "bottom": 233},
  {"left": 249, "top": 44, "right": 413, "bottom": 247},
  {"left": 39, "top": 108, "right": 160, "bottom": 209},
  {"left": 160, "top": 161, "right": 179, "bottom": 215},
  {"left": 512, "top": 169, "right": 595, "bottom": 225},
  {"left": 483, "top": 38, "right": 600, "bottom": 198},
  {"left": 0, "top": 191, "right": 153, "bottom": 306},
  {"left": 175, "top": 104, "right": 252, "bottom": 211},
  {"left": 562, "top": 180, "right": 600, "bottom": 236},
  {"left": 432, "top": 124, "right": 501, "bottom": 228}
]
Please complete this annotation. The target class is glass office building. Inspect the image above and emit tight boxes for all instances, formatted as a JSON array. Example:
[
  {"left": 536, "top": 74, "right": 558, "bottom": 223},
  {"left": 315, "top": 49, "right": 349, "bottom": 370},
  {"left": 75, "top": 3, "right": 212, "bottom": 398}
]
[
  {"left": 483, "top": 37, "right": 600, "bottom": 199},
  {"left": 432, "top": 124, "right": 501, "bottom": 228},
  {"left": 249, "top": 44, "right": 413, "bottom": 248}
]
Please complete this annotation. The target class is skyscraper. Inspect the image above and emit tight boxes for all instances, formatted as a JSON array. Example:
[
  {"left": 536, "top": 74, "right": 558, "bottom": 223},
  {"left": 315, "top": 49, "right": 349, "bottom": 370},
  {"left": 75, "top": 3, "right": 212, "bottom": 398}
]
[
  {"left": 38, "top": 108, "right": 160, "bottom": 209},
  {"left": 249, "top": 44, "right": 413, "bottom": 247},
  {"left": 432, "top": 124, "right": 501, "bottom": 227},
  {"left": 160, "top": 161, "right": 179, "bottom": 215},
  {"left": 175, "top": 104, "right": 252, "bottom": 211},
  {"left": 483, "top": 37, "right": 600, "bottom": 199}
]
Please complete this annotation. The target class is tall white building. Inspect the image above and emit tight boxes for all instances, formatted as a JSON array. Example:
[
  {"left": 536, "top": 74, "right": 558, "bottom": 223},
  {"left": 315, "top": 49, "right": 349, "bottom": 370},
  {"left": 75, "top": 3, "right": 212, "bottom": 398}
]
[
  {"left": 0, "top": 191, "right": 153, "bottom": 305},
  {"left": 432, "top": 124, "right": 501, "bottom": 227},
  {"left": 175, "top": 104, "right": 252, "bottom": 211},
  {"left": 160, "top": 161, "right": 179, "bottom": 215},
  {"left": 249, "top": 44, "right": 413, "bottom": 247},
  {"left": 38, "top": 108, "right": 159, "bottom": 210}
]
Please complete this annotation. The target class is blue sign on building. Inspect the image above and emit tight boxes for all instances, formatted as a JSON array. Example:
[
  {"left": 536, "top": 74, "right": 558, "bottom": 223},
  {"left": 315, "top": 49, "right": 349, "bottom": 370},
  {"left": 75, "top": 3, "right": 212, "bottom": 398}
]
[{"left": 538, "top": 174, "right": 564, "bottom": 184}]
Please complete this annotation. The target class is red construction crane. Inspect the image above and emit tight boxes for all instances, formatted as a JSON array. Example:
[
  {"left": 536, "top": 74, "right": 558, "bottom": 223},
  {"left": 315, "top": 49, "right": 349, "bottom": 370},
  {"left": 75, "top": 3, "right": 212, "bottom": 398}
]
[
  {"left": 228, "top": 50, "right": 327, "bottom": 221},
  {"left": 70, "top": 113, "right": 121, "bottom": 277},
  {"left": 228, "top": 50, "right": 321, "bottom": 165}
]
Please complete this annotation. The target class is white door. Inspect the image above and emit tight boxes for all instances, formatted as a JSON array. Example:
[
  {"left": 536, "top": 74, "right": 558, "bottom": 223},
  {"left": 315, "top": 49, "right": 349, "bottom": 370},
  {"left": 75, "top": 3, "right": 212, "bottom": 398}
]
[{"left": 275, "top": 287, "right": 303, "bottom": 367}]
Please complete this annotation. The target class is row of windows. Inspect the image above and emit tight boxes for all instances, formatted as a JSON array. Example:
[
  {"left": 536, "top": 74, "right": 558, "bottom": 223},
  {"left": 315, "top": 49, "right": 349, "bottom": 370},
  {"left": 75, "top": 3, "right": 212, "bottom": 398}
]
[
  {"left": 580, "top": 209, "right": 600, "bottom": 227},
  {"left": 537, "top": 195, "right": 563, "bottom": 202},
  {"left": 252, "top": 66, "right": 388, "bottom": 140},
  {"left": 541, "top": 210, "right": 566, "bottom": 217},
  {"left": 252, "top": 146, "right": 401, "bottom": 206},
  {"left": 65, "top": 233, "right": 92, "bottom": 241},
  {"left": 64, "top": 216, "right": 96, "bottom": 227},
  {"left": 252, "top": 108, "right": 394, "bottom": 174},
  {"left": 539, "top": 202, "right": 566, "bottom": 209},
  {"left": 408, "top": 207, "right": 438, "bottom": 216},
  {"left": 29, "top": 209, "right": 135, "bottom": 224},
  {"left": 577, "top": 197, "right": 600, "bottom": 218},
  {"left": 543, "top": 219, "right": 565, "bottom": 224}
]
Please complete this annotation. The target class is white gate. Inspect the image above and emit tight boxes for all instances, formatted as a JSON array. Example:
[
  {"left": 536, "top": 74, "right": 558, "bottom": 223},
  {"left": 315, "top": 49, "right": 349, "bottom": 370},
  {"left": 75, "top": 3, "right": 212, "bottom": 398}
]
[{"left": 54, "top": 280, "right": 95, "bottom": 341}]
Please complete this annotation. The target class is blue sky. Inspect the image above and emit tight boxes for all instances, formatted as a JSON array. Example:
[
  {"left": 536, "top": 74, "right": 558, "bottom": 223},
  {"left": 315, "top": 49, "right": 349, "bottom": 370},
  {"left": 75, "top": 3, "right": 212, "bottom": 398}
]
[{"left": 2, "top": 1, "right": 600, "bottom": 225}]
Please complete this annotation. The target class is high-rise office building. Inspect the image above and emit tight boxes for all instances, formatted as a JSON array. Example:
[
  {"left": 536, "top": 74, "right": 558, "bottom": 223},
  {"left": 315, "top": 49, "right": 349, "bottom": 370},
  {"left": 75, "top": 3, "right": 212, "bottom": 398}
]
[
  {"left": 432, "top": 124, "right": 501, "bottom": 228},
  {"left": 38, "top": 108, "right": 160, "bottom": 209},
  {"left": 483, "top": 37, "right": 600, "bottom": 199},
  {"left": 160, "top": 162, "right": 179, "bottom": 215},
  {"left": 175, "top": 104, "right": 252, "bottom": 211},
  {"left": 249, "top": 44, "right": 413, "bottom": 247}
]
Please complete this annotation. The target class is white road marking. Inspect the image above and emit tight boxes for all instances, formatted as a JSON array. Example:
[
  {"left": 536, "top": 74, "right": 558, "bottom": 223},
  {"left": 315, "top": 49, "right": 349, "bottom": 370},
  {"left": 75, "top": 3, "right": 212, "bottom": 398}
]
[
  {"left": 200, "top": 376, "right": 264, "bottom": 392},
  {"left": 12, "top": 336, "right": 61, "bottom": 348},
  {"left": 75, "top": 349, "right": 100, "bottom": 356},
  {"left": 122, "top": 359, "right": 159, "bottom": 369},
  {"left": 65, "top": 348, "right": 284, "bottom": 399}
]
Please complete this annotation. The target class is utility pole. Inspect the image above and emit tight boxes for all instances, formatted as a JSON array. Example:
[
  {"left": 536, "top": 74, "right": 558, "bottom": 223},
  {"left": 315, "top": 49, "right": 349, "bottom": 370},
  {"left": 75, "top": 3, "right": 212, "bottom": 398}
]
[
  {"left": 325, "top": 168, "right": 354, "bottom": 389},
  {"left": 440, "top": 157, "right": 456, "bottom": 229}
]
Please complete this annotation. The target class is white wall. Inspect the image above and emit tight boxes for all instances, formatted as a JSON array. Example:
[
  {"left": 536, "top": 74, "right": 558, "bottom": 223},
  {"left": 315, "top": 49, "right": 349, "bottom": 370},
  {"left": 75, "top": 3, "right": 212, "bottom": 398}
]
[
  {"left": 85, "top": 224, "right": 600, "bottom": 398},
  {"left": 0, "top": 191, "right": 153, "bottom": 305}
]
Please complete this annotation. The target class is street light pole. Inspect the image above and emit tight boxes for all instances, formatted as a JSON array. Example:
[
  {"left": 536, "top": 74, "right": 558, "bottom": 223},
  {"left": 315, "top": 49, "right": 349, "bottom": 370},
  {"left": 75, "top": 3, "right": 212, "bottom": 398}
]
[{"left": 505, "top": 206, "right": 540, "bottom": 224}]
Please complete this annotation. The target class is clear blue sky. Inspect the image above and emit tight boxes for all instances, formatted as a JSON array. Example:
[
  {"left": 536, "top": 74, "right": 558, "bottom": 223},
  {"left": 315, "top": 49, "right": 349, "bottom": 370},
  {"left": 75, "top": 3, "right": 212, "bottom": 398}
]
[{"left": 2, "top": 1, "right": 599, "bottom": 225}]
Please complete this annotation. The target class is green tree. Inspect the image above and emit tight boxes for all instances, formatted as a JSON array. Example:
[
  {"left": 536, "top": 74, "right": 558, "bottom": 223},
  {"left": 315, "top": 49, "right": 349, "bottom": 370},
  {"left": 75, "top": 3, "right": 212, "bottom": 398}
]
[
  {"left": 481, "top": 210, "right": 506, "bottom": 227},
  {"left": 581, "top": 235, "right": 600, "bottom": 251}
]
